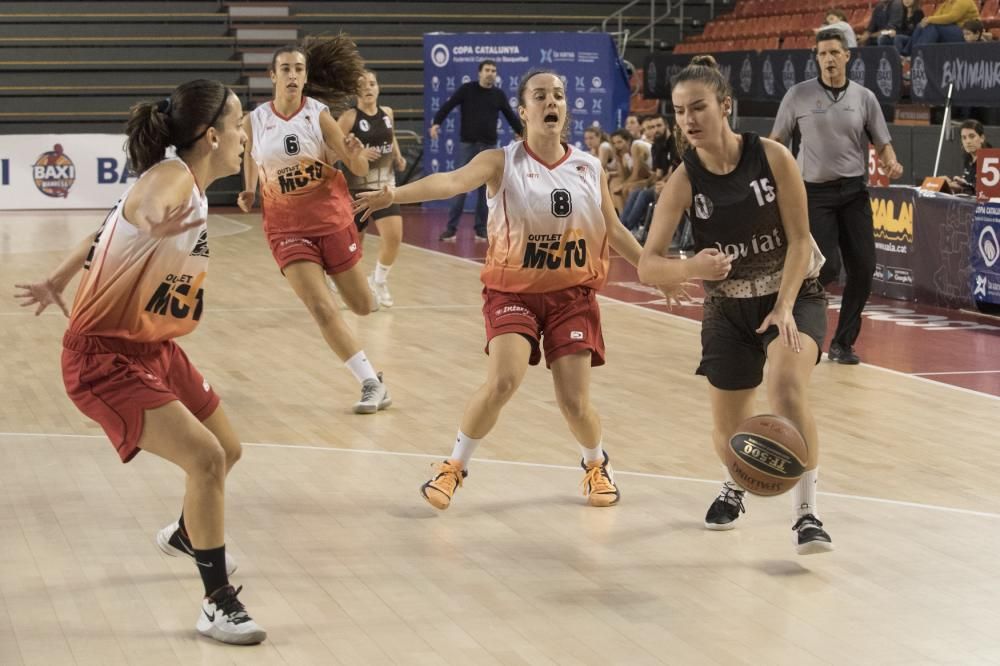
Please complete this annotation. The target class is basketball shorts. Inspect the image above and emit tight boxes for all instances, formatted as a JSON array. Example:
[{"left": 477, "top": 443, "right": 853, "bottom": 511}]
[
  {"left": 61, "top": 333, "right": 220, "bottom": 463},
  {"left": 268, "top": 224, "right": 362, "bottom": 276},
  {"left": 482, "top": 285, "right": 606, "bottom": 368},
  {"left": 697, "top": 278, "right": 828, "bottom": 390},
  {"left": 350, "top": 189, "right": 401, "bottom": 233}
]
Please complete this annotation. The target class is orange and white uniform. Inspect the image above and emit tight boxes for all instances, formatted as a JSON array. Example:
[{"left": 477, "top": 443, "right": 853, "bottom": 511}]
[
  {"left": 481, "top": 141, "right": 609, "bottom": 294},
  {"left": 61, "top": 157, "right": 220, "bottom": 463},
  {"left": 249, "top": 96, "right": 354, "bottom": 240},
  {"left": 69, "top": 158, "right": 209, "bottom": 342}
]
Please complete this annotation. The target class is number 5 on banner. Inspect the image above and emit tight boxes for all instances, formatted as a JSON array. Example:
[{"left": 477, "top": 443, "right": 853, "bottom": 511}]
[
  {"left": 868, "top": 144, "right": 889, "bottom": 187},
  {"left": 978, "top": 148, "right": 1000, "bottom": 201}
]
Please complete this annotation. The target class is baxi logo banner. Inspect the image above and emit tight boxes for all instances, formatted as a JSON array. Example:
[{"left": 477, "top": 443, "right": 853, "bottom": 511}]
[{"left": 2, "top": 134, "right": 138, "bottom": 209}]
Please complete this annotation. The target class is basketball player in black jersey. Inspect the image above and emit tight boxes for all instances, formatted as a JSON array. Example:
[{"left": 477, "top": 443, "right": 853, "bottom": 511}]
[
  {"left": 638, "top": 56, "right": 834, "bottom": 555},
  {"left": 338, "top": 70, "right": 406, "bottom": 308}
]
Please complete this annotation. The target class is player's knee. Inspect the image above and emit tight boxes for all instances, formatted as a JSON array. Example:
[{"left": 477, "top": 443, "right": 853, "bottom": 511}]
[
  {"left": 306, "top": 298, "right": 339, "bottom": 327},
  {"left": 343, "top": 291, "right": 373, "bottom": 316},
  {"left": 557, "top": 393, "right": 591, "bottom": 422},
  {"left": 486, "top": 374, "right": 520, "bottom": 403},
  {"left": 221, "top": 438, "right": 243, "bottom": 467},
  {"left": 769, "top": 379, "right": 808, "bottom": 416},
  {"left": 188, "top": 436, "right": 227, "bottom": 484}
]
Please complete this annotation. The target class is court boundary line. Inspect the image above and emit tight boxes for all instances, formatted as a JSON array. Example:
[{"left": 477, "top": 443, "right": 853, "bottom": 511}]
[
  {"left": 397, "top": 240, "right": 1000, "bottom": 403},
  {"left": 2, "top": 431, "right": 998, "bottom": 520}
]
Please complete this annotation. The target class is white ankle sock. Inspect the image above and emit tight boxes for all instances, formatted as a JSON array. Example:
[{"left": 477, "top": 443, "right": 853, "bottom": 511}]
[
  {"left": 580, "top": 441, "right": 605, "bottom": 465},
  {"left": 374, "top": 262, "right": 392, "bottom": 284},
  {"left": 721, "top": 465, "right": 741, "bottom": 491},
  {"left": 450, "top": 430, "right": 481, "bottom": 468},
  {"left": 794, "top": 467, "right": 819, "bottom": 518},
  {"left": 345, "top": 350, "right": 378, "bottom": 384}
]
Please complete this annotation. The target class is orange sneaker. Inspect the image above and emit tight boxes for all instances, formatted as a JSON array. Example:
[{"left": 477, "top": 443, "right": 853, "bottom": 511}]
[
  {"left": 581, "top": 452, "right": 620, "bottom": 507},
  {"left": 421, "top": 460, "right": 467, "bottom": 510}
]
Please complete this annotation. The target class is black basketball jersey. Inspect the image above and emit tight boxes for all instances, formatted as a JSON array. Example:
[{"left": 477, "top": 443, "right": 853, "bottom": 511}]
[
  {"left": 345, "top": 105, "right": 395, "bottom": 191},
  {"left": 683, "top": 132, "right": 790, "bottom": 298}
]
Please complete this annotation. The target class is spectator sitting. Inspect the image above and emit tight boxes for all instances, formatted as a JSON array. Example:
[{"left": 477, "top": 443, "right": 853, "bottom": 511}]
[
  {"left": 860, "top": 0, "right": 903, "bottom": 46},
  {"left": 947, "top": 119, "right": 991, "bottom": 194},
  {"left": 608, "top": 129, "right": 634, "bottom": 211},
  {"left": 901, "top": 0, "right": 979, "bottom": 55},
  {"left": 891, "top": 0, "right": 925, "bottom": 52},
  {"left": 814, "top": 8, "right": 858, "bottom": 47},
  {"left": 962, "top": 19, "right": 992, "bottom": 42},
  {"left": 583, "top": 126, "right": 614, "bottom": 173},
  {"left": 621, "top": 115, "right": 669, "bottom": 233}
]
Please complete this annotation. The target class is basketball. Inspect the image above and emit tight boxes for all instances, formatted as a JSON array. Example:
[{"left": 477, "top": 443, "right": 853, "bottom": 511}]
[{"left": 724, "top": 415, "right": 808, "bottom": 496}]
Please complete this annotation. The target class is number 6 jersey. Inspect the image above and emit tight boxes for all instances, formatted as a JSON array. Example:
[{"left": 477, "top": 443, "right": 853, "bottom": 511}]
[
  {"left": 249, "top": 96, "right": 353, "bottom": 240},
  {"left": 481, "top": 141, "right": 609, "bottom": 294}
]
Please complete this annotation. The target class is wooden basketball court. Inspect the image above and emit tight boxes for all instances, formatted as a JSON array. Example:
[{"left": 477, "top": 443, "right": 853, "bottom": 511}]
[{"left": 1, "top": 209, "right": 998, "bottom": 665}]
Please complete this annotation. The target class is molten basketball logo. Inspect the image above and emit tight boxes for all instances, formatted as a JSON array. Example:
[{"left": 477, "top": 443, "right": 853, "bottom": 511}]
[{"left": 33, "top": 144, "right": 76, "bottom": 198}]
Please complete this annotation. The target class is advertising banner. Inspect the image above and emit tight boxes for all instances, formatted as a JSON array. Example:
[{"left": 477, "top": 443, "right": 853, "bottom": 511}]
[
  {"left": 645, "top": 47, "right": 900, "bottom": 104},
  {"left": 0, "top": 134, "right": 135, "bottom": 210},
  {"left": 971, "top": 200, "right": 1000, "bottom": 308},
  {"left": 869, "top": 186, "right": 916, "bottom": 300},
  {"left": 423, "top": 32, "right": 630, "bottom": 207},
  {"left": 911, "top": 191, "right": 976, "bottom": 309},
  {"left": 911, "top": 41, "right": 1000, "bottom": 107}
]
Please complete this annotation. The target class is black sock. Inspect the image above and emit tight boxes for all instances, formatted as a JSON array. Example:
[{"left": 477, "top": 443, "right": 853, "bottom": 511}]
[
  {"left": 170, "top": 513, "right": 194, "bottom": 554},
  {"left": 194, "top": 545, "right": 229, "bottom": 596}
]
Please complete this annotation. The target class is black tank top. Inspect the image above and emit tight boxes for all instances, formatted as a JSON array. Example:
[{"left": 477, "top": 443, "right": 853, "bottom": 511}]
[
  {"left": 683, "top": 132, "right": 788, "bottom": 298},
  {"left": 345, "top": 105, "right": 395, "bottom": 191}
]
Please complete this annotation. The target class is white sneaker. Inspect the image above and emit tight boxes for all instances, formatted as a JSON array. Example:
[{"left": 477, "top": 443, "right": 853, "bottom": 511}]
[
  {"left": 156, "top": 521, "right": 238, "bottom": 576},
  {"left": 353, "top": 371, "right": 392, "bottom": 414},
  {"left": 325, "top": 274, "right": 339, "bottom": 295},
  {"left": 196, "top": 585, "right": 266, "bottom": 645},
  {"left": 368, "top": 273, "right": 394, "bottom": 308}
]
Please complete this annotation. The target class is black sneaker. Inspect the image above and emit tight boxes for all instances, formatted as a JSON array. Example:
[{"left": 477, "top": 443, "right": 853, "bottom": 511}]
[
  {"left": 828, "top": 344, "right": 860, "bottom": 364},
  {"left": 792, "top": 514, "right": 834, "bottom": 555},
  {"left": 438, "top": 230, "right": 457, "bottom": 242},
  {"left": 704, "top": 482, "right": 746, "bottom": 531},
  {"left": 474, "top": 231, "right": 488, "bottom": 242}
]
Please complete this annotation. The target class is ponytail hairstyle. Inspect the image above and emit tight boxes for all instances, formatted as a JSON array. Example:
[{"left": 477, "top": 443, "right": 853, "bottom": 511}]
[
  {"left": 670, "top": 54, "right": 733, "bottom": 106},
  {"left": 300, "top": 33, "right": 366, "bottom": 107},
  {"left": 516, "top": 68, "right": 571, "bottom": 142},
  {"left": 125, "top": 79, "right": 231, "bottom": 175}
]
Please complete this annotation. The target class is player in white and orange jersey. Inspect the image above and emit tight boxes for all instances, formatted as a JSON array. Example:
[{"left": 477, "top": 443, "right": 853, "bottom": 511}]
[
  {"left": 15, "top": 80, "right": 266, "bottom": 644},
  {"left": 356, "top": 69, "right": 659, "bottom": 510},
  {"left": 239, "top": 35, "right": 391, "bottom": 415}
]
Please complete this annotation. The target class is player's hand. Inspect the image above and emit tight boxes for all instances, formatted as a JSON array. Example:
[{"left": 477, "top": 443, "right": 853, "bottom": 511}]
[
  {"left": 147, "top": 203, "right": 203, "bottom": 238},
  {"left": 353, "top": 185, "right": 394, "bottom": 222},
  {"left": 756, "top": 304, "right": 802, "bottom": 353},
  {"left": 394, "top": 154, "right": 407, "bottom": 171},
  {"left": 361, "top": 146, "right": 381, "bottom": 162},
  {"left": 344, "top": 132, "right": 364, "bottom": 157},
  {"left": 14, "top": 278, "right": 69, "bottom": 317},
  {"left": 688, "top": 248, "right": 732, "bottom": 281},
  {"left": 237, "top": 190, "right": 255, "bottom": 212},
  {"left": 429, "top": 124, "right": 440, "bottom": 140},
  {"left": 658, "top": 282, "right": 697, "bottom": 310}
]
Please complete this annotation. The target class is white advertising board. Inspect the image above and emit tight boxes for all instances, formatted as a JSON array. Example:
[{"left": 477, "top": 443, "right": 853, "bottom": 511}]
[{"left": 0, "top": 134, "right": 137, "bottom": 210}]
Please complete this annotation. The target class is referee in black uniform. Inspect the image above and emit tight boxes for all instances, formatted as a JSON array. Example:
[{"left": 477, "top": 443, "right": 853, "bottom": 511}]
[{"left": 770, "top": 30, "right": 903, "bottom": 364}]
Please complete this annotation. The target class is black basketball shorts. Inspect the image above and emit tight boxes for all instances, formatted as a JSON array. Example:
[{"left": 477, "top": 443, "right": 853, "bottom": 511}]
[{"left": 696, "top": 278, "right": 828, "bottom": 391}]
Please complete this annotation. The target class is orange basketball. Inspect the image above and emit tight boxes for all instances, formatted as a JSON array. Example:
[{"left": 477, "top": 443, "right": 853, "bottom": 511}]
[{"left": 724, "top": 414, "right": 808, "bottom": 496}]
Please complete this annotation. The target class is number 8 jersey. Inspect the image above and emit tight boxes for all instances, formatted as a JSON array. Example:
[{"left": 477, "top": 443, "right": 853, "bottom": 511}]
[
  {"left": 249, "top": 96, "right": 354, "bottom": 240},
  {"left": 481, "top": 141, "right": 609, "bottom": 294}
]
